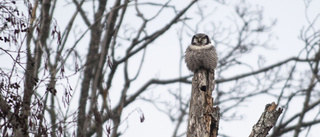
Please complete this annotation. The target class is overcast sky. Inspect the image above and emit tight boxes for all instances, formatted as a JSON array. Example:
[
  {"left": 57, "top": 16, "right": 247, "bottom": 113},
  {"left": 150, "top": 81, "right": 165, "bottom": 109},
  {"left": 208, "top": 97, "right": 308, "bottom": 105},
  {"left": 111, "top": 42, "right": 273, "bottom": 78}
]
[
  {"left": 51, "top": 0, "right": 320, "bottom": 136},
  {"left": 116, "top": 0, "right": 320, "bottom": 136},
  {"left": 1, "top": 0, "right": 319, "bottom": 136}
]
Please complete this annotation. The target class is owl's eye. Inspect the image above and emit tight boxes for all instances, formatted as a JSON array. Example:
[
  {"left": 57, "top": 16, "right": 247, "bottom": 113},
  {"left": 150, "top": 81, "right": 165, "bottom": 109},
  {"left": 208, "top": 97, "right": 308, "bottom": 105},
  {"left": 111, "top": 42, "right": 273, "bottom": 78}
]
[
  {"left": 192, "top": 37, "right": 198, "bottom": 44},
  {"left": 193, "top": 38, "right": 197, "bottom": 43},
  {"left": 201, "top": 38, "right": 207, "bottom": 44}
]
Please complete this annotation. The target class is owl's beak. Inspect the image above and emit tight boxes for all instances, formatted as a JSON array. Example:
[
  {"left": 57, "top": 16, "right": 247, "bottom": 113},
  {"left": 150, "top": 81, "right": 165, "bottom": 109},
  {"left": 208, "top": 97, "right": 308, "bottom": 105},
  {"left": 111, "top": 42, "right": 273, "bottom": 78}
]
[{"left": 198, "top": 38, "right": 201, "bottom": 42}]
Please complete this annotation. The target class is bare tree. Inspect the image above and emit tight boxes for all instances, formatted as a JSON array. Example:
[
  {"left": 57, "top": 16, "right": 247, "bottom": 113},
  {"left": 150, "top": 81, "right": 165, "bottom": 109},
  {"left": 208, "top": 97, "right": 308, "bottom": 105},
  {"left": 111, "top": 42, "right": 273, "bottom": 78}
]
[
  {"left": 155, "top": 0, "right": 320, "bottom": 137},
  {"left": 1, "top": 0, "right": 194, "bottom": 136},
  {"left": 0, "top": 0, "right": 320, "bottom": 137}
]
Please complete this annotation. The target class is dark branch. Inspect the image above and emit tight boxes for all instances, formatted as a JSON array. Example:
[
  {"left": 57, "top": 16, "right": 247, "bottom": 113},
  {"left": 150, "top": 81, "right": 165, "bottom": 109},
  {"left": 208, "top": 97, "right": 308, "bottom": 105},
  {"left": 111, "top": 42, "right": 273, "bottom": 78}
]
[{"left": 216, "top": 57, "right": 315, "bottom": 83}]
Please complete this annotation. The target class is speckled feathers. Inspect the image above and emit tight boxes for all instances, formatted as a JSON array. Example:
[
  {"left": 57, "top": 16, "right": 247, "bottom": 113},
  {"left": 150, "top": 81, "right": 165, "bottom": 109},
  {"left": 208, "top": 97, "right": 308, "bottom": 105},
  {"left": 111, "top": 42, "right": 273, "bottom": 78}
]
[{"left": 185, "top": 33, "right": 218, "bottom": 72}]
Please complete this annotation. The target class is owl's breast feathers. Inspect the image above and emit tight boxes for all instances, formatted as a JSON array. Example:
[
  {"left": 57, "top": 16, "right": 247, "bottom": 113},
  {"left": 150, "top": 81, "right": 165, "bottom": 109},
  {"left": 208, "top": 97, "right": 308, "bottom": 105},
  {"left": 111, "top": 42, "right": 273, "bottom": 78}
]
[{"left": 185, "top": 44, "right": 218, "bottom": 72}]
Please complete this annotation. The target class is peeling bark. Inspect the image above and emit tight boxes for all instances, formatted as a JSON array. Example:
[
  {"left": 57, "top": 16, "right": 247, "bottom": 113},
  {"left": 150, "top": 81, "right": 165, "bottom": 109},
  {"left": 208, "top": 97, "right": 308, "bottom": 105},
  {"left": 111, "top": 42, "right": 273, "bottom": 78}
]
[
  {"left": 249, "top": 102, "right": 283, "bottom": 137},
  {"left": 187, "top": 69, "right": 220, "bottom": 137}
]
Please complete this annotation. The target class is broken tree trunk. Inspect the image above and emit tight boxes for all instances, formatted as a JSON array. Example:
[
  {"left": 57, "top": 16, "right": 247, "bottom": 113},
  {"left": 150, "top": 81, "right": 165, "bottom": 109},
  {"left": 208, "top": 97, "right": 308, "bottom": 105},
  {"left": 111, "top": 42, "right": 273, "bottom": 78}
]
[
  {"left": 187, "top": 69, "right": 220, "bottom": 137},
  {"left": 249, "top": 102, "right": 283, "bottom": 137}
]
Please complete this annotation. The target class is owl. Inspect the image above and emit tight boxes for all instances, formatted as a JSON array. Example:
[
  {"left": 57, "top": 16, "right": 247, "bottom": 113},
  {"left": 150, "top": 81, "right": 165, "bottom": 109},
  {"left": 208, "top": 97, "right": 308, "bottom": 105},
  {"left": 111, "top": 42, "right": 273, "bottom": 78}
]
[{"left": 185, "top": 33, "right": 218, "bottom": 73}]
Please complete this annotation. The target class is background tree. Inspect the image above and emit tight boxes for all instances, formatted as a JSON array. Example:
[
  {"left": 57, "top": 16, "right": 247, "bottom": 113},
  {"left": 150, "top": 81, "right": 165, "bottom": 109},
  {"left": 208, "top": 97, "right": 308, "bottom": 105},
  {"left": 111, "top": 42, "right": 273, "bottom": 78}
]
[{"left": 0, "top": 0, "right": 319, "bottom": 137}]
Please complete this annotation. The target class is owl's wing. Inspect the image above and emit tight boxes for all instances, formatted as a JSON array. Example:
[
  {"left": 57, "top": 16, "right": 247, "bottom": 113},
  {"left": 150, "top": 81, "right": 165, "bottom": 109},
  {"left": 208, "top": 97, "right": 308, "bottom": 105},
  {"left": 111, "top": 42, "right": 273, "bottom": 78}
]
[
  {"left": 185, "top": 46, "right": 191, "bottom": 62},
  {"left": 185, "top": 46, "right": 196, "bottom": 72},
  {"left": 207, "top": 46, "right": 218, "bottom": 70},
  {"left": 185, "top": 46, "right": 192, "bottom": 53}
]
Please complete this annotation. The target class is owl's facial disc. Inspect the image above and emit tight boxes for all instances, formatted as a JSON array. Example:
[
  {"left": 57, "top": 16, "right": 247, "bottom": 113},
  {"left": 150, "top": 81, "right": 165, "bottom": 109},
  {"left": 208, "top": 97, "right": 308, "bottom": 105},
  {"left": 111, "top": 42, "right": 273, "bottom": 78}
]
[
  {"left": 191, "top": 33, "right": 211, "bottom": 45},
  {"left": 192, "top": 37, "right": 198, "bottom": 44},
  {"left": 198, "top": 38, "right": 202, "bottom": 43},
  {"left": 201, "top": 38, "right": 207, "bottom": 44}
]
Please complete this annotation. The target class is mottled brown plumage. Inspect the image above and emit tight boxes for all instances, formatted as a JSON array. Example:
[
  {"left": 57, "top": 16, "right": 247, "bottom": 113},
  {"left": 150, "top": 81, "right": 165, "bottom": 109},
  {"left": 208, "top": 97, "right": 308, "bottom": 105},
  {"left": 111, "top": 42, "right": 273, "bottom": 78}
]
[{"left": 185, "top": 33, "right": 218, "bottom": 72}]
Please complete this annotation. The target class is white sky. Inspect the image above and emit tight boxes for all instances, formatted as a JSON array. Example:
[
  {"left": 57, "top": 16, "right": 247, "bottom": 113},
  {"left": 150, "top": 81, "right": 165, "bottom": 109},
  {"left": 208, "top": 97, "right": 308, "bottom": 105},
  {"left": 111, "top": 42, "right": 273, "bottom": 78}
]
[
  {"left": 1, "top": 0, "right": 320, "bottom": 136},
  {"left": 118, "top": 0, "right": 320, "bottom": 137}
]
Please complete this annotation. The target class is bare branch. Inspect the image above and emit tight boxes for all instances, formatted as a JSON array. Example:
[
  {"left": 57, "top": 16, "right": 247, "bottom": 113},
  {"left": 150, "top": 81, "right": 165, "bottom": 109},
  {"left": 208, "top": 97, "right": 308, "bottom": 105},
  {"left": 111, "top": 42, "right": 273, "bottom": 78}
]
[
  {"left": 124, "top": 76, "right": 190, "bottom": 107},
  {"left": 116, "top": 0, "right": 197, "bottom": 64},
  {"left": 216, "top": 57, "right": 315, "bottom": 83}
]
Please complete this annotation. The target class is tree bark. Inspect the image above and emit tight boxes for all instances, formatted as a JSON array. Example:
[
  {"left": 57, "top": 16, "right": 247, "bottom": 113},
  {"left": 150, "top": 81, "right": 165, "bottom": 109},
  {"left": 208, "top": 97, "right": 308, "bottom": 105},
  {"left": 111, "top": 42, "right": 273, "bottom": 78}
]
[
  {"left": 77, "top": 0, "right": 106, "bottom": 136},
  {"left": 20, "top": 0, "right": 52, "bottom": 136},
  {"left": 249, "top": 102, "right": 283, "bottom": 137},
  {"left": 187, "top": 69, "right": 220, "bottom": 137}
]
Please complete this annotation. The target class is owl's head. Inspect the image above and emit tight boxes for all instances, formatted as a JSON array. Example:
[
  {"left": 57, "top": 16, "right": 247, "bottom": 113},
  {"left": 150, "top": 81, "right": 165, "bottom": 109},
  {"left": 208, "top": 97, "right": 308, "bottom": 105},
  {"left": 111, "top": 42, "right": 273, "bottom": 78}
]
[{"left": 191, "top": 33, "right": 211, "bottom": 45}]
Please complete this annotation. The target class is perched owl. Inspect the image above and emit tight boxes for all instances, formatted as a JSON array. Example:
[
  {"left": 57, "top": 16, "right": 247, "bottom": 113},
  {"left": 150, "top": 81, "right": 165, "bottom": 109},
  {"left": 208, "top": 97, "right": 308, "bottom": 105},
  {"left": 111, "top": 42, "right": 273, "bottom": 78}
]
[{"left": 185, "top": 33, "right": 218, "bottom": 73}]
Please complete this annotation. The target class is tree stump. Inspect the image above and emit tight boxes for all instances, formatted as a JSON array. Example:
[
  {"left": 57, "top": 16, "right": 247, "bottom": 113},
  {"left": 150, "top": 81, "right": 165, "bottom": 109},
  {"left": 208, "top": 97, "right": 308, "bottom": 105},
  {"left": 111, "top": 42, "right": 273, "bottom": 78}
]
[
  {"left": 249, "top": 102, "right": 283, "bottom": 137},
  {"left": 187, "top": 69, "right": 220, "bottom": 137}
]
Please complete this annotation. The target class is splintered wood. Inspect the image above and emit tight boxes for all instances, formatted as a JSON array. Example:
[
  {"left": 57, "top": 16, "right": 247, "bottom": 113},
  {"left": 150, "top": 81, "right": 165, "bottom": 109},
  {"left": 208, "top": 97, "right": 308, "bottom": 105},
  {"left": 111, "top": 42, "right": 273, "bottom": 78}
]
[
  {"left": 249, "top": 102, "right": 283, "bottom": 137},
  {"left": 187, "top": 69, "right": 219, "bottom": 137}
]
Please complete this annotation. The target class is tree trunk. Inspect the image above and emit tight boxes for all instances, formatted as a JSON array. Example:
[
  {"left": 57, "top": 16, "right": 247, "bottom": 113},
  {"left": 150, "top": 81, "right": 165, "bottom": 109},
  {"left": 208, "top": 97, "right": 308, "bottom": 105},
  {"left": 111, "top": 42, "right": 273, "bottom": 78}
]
[
  {"left": 187, "top": 69, "right": 220, "bottom": 137},
  {"left": 249, "top": 102, "right": 283, "bottom": 137}
]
